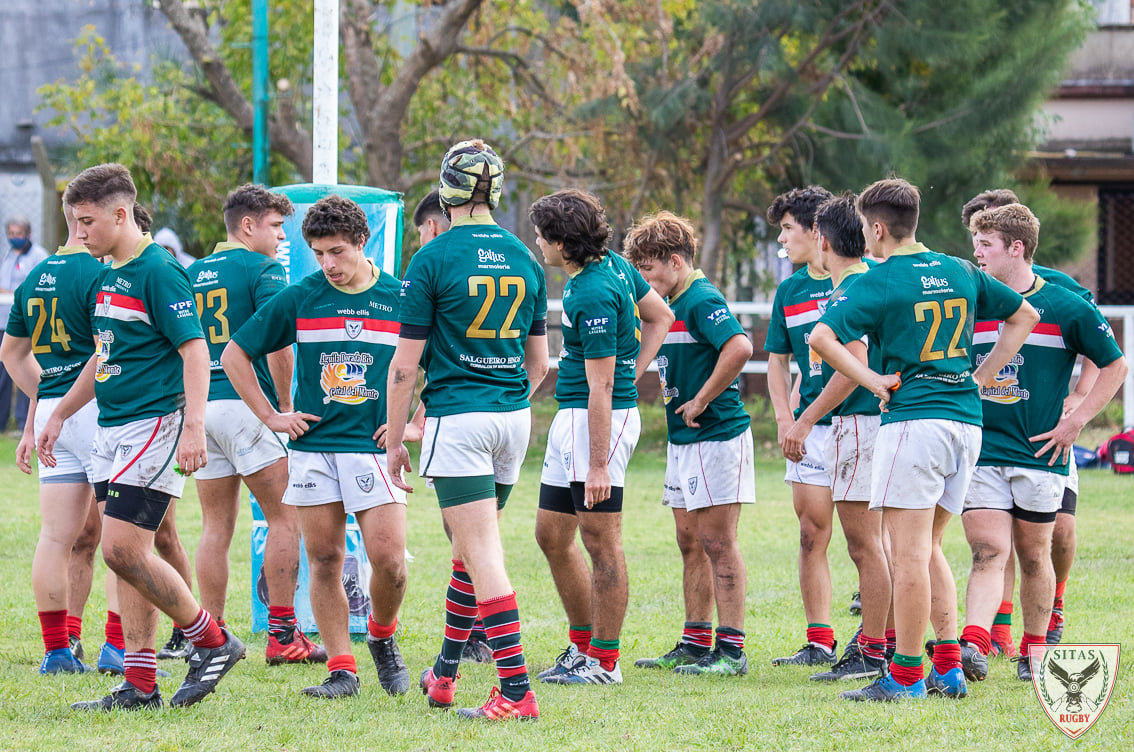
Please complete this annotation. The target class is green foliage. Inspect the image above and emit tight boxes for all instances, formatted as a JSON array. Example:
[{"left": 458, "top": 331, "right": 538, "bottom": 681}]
[{"left": 794, "top": 0, "right": 1096, "bottom": 259}]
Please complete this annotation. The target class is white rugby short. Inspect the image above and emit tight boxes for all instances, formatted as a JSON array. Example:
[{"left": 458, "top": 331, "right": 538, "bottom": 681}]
[
  {"left": 36, "top": 397, "right": 97, "bottom": 484},
  {"left": 870, "top": 419, "right": 981, "bottom": 514},
  {"left": 663, "top": 430, "right": 756, "bottom": 510},
  {"left": 784, "top": 423, "right": 831, "bottom": 487},
  {"left": 419, "top": 409, "right": 531, "bottom": 484},
  {"left": 1064, "top": 452, "right": 1079, "bottom": 496},
  {"left": 91, "top": 410, "right": 187, "bottom": 498},
  {"left": 825, "top": 414, "right": 881, "bottom": 502},
  {"left": 541, "top": 407, "right": 641, "bottom": 488},
  {"left": 283, "top": 450, "right": 406, "bottom": 514},
  {"left": 965, "top": 465, "right": 1063, "bottom": 514},
  {"left": 193, "top": 399, "right": 287, "bottom": 480}
]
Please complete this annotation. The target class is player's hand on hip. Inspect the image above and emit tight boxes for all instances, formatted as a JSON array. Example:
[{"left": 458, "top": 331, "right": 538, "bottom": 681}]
[
  {"left": 267, "top": 411, "right": 320, "bottom": 440},
  {"left": 373, "top": 423, "right": 388, "bottom": 449},
  {"left": 388, "top": 444, "right": 414, "bottom": 493},
  {"left": 1030, "top": 417, "right": 1084, "bottom": 467},
  {"left": 584, "top": 465, "right": 611, "bottom": 509},
  {"left": 868, "top": 371, "right": 900, "bottom": 412},
  {"left": 35, "top": 414, "right": 64, "bottom": 468},
  {"left": 675, "top": 398, "right": 706, "bottom": 429}
]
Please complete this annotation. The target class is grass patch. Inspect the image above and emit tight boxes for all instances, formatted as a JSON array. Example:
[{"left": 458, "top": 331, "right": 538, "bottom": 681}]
[{"left": 0, "top": 411, "right": 1131, "bottom": 751}]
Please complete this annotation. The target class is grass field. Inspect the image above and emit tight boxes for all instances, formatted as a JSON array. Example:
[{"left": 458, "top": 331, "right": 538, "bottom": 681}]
[{"left": 0, "top": 409, "right": 1131, "bottom": 751}]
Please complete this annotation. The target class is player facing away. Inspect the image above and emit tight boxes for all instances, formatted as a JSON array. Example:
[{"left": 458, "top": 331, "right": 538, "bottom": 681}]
[
  {"left": 531, "top": 189, "right": 674, "bottom": 686},
  {"left": 961, "top": 189, "right": 1098, "bottom": 651},
  {"left": 780, "top": 194, "right": 894, "bottom": 683},
  {"left": 1, "top": 203, "right": 105, "bottom": 675},
  {"left": 809, "top": 177, "right": 1038, "bottom": 702},
  {"left": 223, "top": 194, "right": 410, "bottom": 699},
  {"left": 188, "top": 184, "right": 326, "bottom": 665},
  {"left": 764, "top": 186, "right": 844, "bottom": 667},
  {"left": 959, "top": 203, "right": 1126, "bottom": 683},
  {"left": 622, "top": 211, "right": 754, "bottom": 677},
  {"left": 404, "top": 188, "right": 495, "bottom": 666},
  {"left": 386, "top": 140, "right": 549, "bottom": 720},
  {"left": 36, "top": 163, "right": 244, "bottom": 710}
]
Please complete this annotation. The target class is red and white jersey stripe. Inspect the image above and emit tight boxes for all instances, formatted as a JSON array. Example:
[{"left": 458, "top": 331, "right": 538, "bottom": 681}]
[
  {"left": 783, "top": 298, "right": 826, "bottom": 328},
  {"left": 663, "top": 320, "right": 699, "bottom": 345},
  {"left": 296, "top": 316, "right": 399, "bottom": 346},
  {"left": 95, "top": 291, "right": 151, "bottom": 325},
  {"left": 974, "top": 320, "right": 1066, "bottom": 350}
]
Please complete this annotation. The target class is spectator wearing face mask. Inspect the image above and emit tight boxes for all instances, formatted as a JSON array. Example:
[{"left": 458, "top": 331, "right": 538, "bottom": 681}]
[{"left": 1, "top": 216, "right": 49, "bottom": 433}]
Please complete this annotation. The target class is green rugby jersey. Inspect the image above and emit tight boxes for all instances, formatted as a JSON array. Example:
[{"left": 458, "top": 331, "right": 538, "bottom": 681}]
[
  {"left": 819, "top": 243, "right": 1023, "bottom": 426},
  {"left": 232, "top": 264, "right": 401, "bottom": 453},
  {"left": 189, "top": 243, "right": 287, "bottom": 406},
  {"left": 1034, "top": 264, "right": 1093, "bottom": 304},
  {"left": 764, "top": 265, "right": 833, "bottom": 423},
  {"left": 399, "top": 215, "right": 547, "bottom": 417},
  {"left": 6, "top": 247, "right": 103, "bottom": 399},
  {"left": 556, "top": 253, "right": 641, "bottom": 409},
  {"left": 974, "top": 276, "right": 1122, "bottom": 474},
  {"left": 824, "top": 262, "right": 882, "bottom": 418},
  {"left": 93, "top": 237, "right": 205, "bottom": 426},
  {"left": 658, "top": 271, "right": 750, "bottom": 444}
]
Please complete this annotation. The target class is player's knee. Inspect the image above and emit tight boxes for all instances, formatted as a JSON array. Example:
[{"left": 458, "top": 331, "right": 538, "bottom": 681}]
[{"left": 968, "top": 540, "right": 1007, "bottom": 569}]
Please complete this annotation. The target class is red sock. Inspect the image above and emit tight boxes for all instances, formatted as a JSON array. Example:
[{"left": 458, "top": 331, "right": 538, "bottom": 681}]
[
  {"left": 960, "top": 625, "right": 992, "bottom": 655},
  {"left": 806, "top": 624, "right": 835, "bottom": 651},
  {"left": 568, "top": 626, "right": 592, "bottom": 654},
  {"left": 367, "top": 614, "right": 397, "bottom": 640},
  {"left": 1019, "top": 631, "right": 1046, "bottom": 661},
  {"left": 124, "top": 649, "right": 157, "bottom": 694},
  {"left": 889, "top": 659, "right": 924, "bottom": 686},
  {"left": 1054, "top": 579, "right": 1067, "bottom": 601},
  {"left": 66, "top": 615, "right": 83, "bottom": 641},
  {"left": 38, "top": 610, "right": 69, "bottom": 652},
  {"left": 105, "top": 611, "right": 125, "bottom": 650},
  {"left": 858, "top": 632, "right": 886, "bottom": 661},
  {"left": 327, "top": 654, "right": 358, "bottom": 674},
  {"left": 885, "top": 628, "right": 897, "bottom": 652},
  {"left": 931, "top": 640, "right": 962, "bottom": 673},
  {"left": 182, "top": 609, "right": 226, "bottom": 649},
  {"left": 588, "top": 644, "right": 620, "bottom": 671}
]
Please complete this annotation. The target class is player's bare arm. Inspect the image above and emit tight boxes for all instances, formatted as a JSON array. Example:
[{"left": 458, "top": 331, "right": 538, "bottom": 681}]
[
  {"left": 221, "top": 340, "right": 319, "bottom": 439},
  {"left": 584, "top": 355, "right": 616, "bottom": 509},
  {"left": 16, "top": 396, "right": 36, "bottom": 474},
  {"left": 1032, "top": 354, "right": 1128, "bottom": 466},
  {"left": 35, "top": 352, "right": 97, "bottom": 466},
  {"left": 808, "top": 323, "right": 900, "bottom": 409},
  {"left": 971, "top": 300, "right": 1040, "bottom": 387},
  {"left": 767, "top": 351, "right": 801, "bottom": 449},
  {"left": 634, "top": 288, "right": 675, "bottom": 383},
  {"left": 781, "top": 338, "right": 865, "bottom": 462},
  {"left": 0, "top": 333, "right": 42, "bottom": 399},
  {"left": 266, "top": 346, "right": 296, "bottom": 413},
  {"left": 676, "top": 332, "right": 752, "bottom": 429},
  {"left": 176, "top": 337, "right": 211, "bottom": 475},
  {"left": 522, "top": 333, "right": 550, "bottom": 398},
  {"left": 385, "top": 337, "right": 426, "bottom": 493},
  {"left": 1062, "top": 358, "right": 1100, "bottom": 415}
]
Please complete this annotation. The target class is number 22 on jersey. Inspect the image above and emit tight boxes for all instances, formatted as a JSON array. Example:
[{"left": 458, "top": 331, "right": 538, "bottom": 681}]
[
  {"left": 466, "top": 275, "right": 526, "bottom": 339},
  {"left": 914, "top": 297, "right": 967, "bottom": 362}
]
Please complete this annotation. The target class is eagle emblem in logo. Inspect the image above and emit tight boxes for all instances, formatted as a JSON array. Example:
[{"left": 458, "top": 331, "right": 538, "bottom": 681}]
[
  {"left": 688, "top": 477, "right": 699, "bottom": 495},
  {"left": 356, "top": 473, "right": 374, "bottom": 493},
  {"left": 1031, "top": 644, "right": 1120, "bottom": 739},
  {"left": 345, "top": 319, "right": 363, "bottom": 339}
]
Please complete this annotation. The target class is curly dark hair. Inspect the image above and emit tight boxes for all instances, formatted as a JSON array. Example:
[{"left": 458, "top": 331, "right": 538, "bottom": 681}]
[
  {"left": 766, "top": 186, "right": 834, "bottom": 228},
  {"left": 132, "top": 203, "right": 153, "bottom": 233},
  {"left": 815, "top": 193, "right": 864, "bottom": 259},
  {"left": 223, "top": 184, "right": 294, "bottom": 233},
  {"left": 528, "top": 189, "right": 611, "bottom": 267},
  {"left": 301, "top": 194, "right": 370, "bottom": 245}
]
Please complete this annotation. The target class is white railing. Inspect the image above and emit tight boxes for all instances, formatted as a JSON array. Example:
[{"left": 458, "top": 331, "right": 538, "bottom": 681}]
[{"left": 547, "top": 299, "right": 1134, "bottom": 429}]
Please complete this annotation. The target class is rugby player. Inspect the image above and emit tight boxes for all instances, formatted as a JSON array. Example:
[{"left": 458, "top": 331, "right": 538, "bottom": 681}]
[
  {"left": 764, "top": 186, "right": 842, "bottom": 667},
  {"left": 959, "top": 203, "right": 1125, "bottom": 682},
  {"left": 623, "top": 211, "right": 754, "bottom": 677},
  {"left": 810, "top": 177, "right": 1038, "bottom": 701},
  {"left": 224, "top": 194, "right": 410, "bottom": 699},
  {"left": 40, "top": 163, "right": 244, "bottom": 710},
  {"left": 188, "top": 184, "right": 325, "bottom": 665},
  {"left": 530, "top": 189, "right": 673, "bottom": 686}
]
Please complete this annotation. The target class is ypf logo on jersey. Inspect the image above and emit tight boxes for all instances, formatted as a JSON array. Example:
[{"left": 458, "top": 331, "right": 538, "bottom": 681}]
[{"left": 1030, "top": 643, "right": 1119, "bottom": 739}]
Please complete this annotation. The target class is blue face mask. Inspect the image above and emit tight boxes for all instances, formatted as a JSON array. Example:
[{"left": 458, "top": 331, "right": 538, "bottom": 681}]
[{"left": 8, "top": 236, "right": 29, "bottom": 251}]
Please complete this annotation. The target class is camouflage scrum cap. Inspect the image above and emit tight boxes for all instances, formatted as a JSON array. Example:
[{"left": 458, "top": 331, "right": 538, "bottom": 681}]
[{"left": 438, "top": 139, "right": 504, "bottom": 210}]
